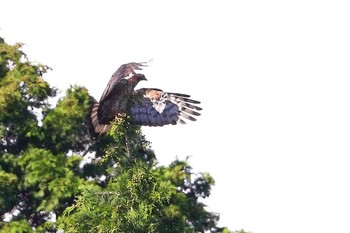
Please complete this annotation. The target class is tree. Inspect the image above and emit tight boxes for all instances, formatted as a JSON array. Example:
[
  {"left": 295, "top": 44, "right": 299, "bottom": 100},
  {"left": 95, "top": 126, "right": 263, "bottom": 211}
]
[
  {"left": 0, "top": 37, "right": 90, "bottom": 232},
  {"left": 57, "top": 119, "right": 222, "bottom": 232},
  {"left": 0, "top": 36, "right": 243, "bottom": 232}
]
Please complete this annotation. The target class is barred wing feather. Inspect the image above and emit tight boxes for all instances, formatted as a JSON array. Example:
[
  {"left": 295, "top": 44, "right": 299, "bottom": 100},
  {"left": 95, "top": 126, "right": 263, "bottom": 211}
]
[{"left": 130, "top": 89, "right": 202, "bottom": 126}]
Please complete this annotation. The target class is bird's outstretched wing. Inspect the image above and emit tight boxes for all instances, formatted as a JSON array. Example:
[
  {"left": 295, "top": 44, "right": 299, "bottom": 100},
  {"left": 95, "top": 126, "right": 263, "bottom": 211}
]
[
  {"left": 129, "top": 88, "right": 202, "bottom": 126},
  {"left": 87, "top": 61, "right": 202, "bottom": 135},
  {"left": 99, "top": 62, "right": 148, "bottom": 102}
]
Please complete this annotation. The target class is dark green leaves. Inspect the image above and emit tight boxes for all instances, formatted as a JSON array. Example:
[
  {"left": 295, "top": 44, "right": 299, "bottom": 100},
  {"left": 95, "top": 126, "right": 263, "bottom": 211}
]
[
  {"left": 42, "top": 85, "right": 91, "bottom": 153},
  {"left": 0, "top": 36, "right": 235, "bottom": 233}
]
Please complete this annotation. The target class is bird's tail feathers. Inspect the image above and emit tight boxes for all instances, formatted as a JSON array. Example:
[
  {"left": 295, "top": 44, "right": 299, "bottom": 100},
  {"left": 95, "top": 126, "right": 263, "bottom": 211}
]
[{"left": 86, "top": 98, "right": 110, "bottom": 135}]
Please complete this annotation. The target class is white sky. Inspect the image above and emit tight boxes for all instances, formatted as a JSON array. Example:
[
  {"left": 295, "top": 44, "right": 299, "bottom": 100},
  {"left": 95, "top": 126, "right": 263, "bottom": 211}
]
[{"left": 1, "top": 1, "right": 350, "bottom": 232}]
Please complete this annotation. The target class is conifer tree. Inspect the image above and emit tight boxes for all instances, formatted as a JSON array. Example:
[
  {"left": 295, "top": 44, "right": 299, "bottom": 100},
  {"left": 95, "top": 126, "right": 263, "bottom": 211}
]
[{"left": 0, "top": 36, "right": 245, "bottom": 232}]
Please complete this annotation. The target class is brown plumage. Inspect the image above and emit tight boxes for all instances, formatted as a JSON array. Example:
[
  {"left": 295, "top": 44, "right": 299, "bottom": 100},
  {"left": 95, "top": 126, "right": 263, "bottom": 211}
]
[{"left": 87, "top": 62, "right": 202, "bottom": 134}]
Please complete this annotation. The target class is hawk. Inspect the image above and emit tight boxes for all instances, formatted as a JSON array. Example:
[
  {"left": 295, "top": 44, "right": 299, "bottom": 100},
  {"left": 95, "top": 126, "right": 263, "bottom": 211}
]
[{"left": 87, "top": 62, "right": 202, "bottom": 134}]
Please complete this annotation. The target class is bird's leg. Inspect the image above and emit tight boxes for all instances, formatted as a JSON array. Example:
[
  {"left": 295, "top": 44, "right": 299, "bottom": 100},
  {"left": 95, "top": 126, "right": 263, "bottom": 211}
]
[{"left": 114, "top": 112, "right": 127, "bottom": 123}]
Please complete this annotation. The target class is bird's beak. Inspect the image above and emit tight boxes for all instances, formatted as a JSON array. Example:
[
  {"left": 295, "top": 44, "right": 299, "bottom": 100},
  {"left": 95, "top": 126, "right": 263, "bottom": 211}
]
[{"left": 141, "top": 75, "right": 147, "bottom": 81}]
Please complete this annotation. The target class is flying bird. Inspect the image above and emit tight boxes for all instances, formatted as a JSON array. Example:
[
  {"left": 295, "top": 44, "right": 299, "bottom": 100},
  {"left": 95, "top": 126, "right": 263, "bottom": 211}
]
[{"left": 87, "top": 62, "right": 202, "bottom": 134}]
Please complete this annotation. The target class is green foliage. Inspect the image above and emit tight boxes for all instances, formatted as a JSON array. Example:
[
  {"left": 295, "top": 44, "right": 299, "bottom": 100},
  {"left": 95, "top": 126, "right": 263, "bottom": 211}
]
[
  {"left": 0, "top": 36, "right": 238, "bottom": 232},
  {"left": 58, "top": 164, "right": 176, "bottom": 232},
  {"left": 155, "top": 160, "right": 219, "bottom": 232},
  {"left": 0, "top": 164, "right": 18, "bottom": 211},
  {"left": 57, "top": 119, "right": 222, "bottom": 232},
  {"left": 233, "top": 230, "right": 252, "bottom": 233},
  {"left": 0, "top": 38, "right": 55, "bottom": 155},
  {"left": 0, "top": 219, "right": 33, "bottom": 233},
  {"left": 0, "top": 36, "right": 91, "bottom": 231},
  {"left": 42, "top": 85, "right": 91, "bottom": 153},
  {"left": 17, "top": 148, "right": 82, "bottom": 212}
]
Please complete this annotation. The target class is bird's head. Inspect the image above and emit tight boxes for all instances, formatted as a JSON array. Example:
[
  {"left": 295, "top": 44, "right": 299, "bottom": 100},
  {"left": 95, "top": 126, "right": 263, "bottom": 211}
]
[
  {"left": 135, "top": 73, "right": 147, "bottom": 81},
  {"left": 129, "top": 73, "right": 147, "bottom": 81},
  {"left": 128, "top": 73, "right": 147, "bottom": 86}
]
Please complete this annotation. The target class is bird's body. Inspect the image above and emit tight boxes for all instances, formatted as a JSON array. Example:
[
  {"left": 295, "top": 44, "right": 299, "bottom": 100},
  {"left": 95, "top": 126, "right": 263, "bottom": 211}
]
[{"left": 87, "top": 62, "right": 202, "bottom": 134}]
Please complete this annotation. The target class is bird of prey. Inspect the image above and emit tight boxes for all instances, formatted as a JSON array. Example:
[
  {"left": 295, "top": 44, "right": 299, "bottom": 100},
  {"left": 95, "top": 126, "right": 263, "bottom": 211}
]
[{"left": 87, "top": 61, "right": 202, "bottom": 134}]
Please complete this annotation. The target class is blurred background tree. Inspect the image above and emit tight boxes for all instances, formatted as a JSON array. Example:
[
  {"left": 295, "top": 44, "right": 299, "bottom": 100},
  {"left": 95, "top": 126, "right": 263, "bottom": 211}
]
[{"left": 0, "top": 36, "right": 248, "bottom": 233}]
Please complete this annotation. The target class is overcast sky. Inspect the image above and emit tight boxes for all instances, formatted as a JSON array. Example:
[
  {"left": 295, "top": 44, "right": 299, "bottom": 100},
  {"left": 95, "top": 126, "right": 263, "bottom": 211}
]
[{"left": 1, "top": 1, "right": 350, "bottom": 232}]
